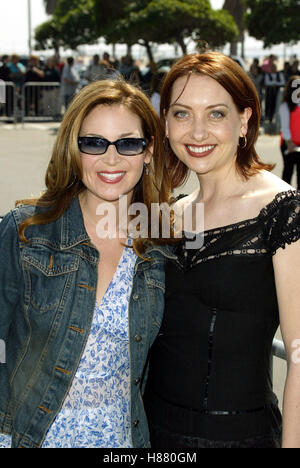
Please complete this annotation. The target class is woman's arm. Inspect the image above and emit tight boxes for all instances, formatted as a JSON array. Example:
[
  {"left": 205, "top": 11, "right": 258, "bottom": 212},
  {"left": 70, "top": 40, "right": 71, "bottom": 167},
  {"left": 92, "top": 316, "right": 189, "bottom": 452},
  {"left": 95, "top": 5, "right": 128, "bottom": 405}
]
[
  {"left": 279, "top": 103, "right": 292, "bottom": 142},
  {"left": 273, "top": 239, "right": 300, "bottom": 448}
]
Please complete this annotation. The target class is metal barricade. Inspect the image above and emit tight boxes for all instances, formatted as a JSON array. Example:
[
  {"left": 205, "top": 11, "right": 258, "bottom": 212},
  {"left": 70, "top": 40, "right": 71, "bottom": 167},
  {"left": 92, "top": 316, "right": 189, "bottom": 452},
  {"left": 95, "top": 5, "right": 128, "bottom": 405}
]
[
  {"left": 0, "top": 81, "right": 17, "bottom": 123},
  {"left": 21, "top": 82, "right": 61, "bottom": 122},
  {"left": 272, "top": 338, "right": 286, "bottom": 361}
]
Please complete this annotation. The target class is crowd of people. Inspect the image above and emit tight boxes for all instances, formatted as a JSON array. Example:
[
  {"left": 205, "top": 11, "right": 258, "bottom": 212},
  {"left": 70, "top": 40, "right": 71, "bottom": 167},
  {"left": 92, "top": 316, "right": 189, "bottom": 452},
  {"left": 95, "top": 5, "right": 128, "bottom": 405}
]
[
  {"left": 248, "top": 54, "right": 300, "bottom": 124},
  {"left": 1, "top": 51, "right": 298, "bottom": 121},
  {"left": 0, "top": 52, "right": 162, "bottom": 118},
  {"left": 247, "top": 54, "right": 300, "bottom": 187}
]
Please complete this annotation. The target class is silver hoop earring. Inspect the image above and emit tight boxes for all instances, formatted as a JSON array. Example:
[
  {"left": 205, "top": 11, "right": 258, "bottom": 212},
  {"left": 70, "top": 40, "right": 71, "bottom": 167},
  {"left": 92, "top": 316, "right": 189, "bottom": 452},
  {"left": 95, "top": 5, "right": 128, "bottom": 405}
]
[{"left": 239, "top": 135, "right": 247, "bottom": 149}]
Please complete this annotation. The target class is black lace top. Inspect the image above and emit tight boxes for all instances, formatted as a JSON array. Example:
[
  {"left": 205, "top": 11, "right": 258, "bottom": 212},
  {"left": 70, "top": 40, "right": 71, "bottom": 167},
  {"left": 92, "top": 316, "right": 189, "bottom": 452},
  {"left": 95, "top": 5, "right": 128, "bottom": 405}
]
[{"left": 144, "top": 190, "right": 300, "bottom": 443}]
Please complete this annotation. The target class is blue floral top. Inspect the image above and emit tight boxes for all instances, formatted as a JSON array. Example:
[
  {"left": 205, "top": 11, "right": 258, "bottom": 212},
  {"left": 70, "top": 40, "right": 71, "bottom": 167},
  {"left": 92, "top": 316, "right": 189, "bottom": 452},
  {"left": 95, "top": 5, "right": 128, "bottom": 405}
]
[{"left": 0, "top": 241, "right": 137, "bottom": 448}]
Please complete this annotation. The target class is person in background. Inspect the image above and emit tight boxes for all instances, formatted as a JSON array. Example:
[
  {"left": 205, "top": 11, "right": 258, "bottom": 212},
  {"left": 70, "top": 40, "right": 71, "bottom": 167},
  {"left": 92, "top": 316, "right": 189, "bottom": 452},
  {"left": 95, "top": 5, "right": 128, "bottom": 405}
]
[
  {"left": 53, "top": 53, "right": 65, "bottom": 76},
  {"left": 262, "top": 54, "right": 277, "bottom": 74},
  {"left": 264, "top": 63, "right": 285, "bottom": 123},
  {"left": 282, "top": 62, "right": 293, "bottom": 82},
  {"left": 24, "top": 55, "right": 45, "bottom": 83},
  {"left": 0, "top": 55, "right": 11, "bottom": 82},
  {"left": 279, "top": 75, "right": 300, "bottom": 189},
  {"left": 0, "top": 79, "right": 174, "bottom": 448},
  {"left": 144, "top": 52, "right": 300, "bottom": 449},
  {"left": 42, "top": 57, "right": 62, "bottom": 118},
  {"left": 84, "top": 54, "right": 109, "bottom": 83},
  {"left": 24, "top": 55, "right": 45, "bottom": 116},
  {"left": 103, "top": 52, "right": 118, "bottom": 70},
  {"left": 290, "top": 60, "right": 300, "bottom": 76},
  {"left": 141, "top": 61, "right": 158, "bottom": 95},
  {"left": 43, "top": 57, "right": 61, "bottom": 83},
  {"left": 150, "top": 71, "right": 166, "bottom": 116},
  {"left": 0, "top": 55, "right": 13, "bottom": 117},
  {"left": 61, "top": 56, "right": 80, "bottom": 109},
  {"left": 249, "top": 58, "right": 263, "bottom": 103},
  {"left": 119, "top": 56, "right": 141, "bottom": 84},
  {"left": 7, "top": 54, "right": 25, "bottom": 90}
]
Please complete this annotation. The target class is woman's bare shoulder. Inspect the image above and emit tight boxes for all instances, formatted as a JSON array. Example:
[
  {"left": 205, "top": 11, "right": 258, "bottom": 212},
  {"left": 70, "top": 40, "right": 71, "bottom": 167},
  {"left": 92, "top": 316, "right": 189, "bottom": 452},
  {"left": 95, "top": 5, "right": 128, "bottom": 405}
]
[{"left": 246, "top": 170, "right": 295, "bottom": 210}]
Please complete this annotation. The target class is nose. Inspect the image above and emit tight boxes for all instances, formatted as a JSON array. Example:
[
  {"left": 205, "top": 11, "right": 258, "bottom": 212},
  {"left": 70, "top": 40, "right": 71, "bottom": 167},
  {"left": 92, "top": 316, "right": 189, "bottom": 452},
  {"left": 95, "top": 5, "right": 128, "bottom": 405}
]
[
  {"left": 190, "top": 115, "right": 209, "bottom": 141},
  {"left": 102, "top": 144, "right": 122, "bottom": 165}
]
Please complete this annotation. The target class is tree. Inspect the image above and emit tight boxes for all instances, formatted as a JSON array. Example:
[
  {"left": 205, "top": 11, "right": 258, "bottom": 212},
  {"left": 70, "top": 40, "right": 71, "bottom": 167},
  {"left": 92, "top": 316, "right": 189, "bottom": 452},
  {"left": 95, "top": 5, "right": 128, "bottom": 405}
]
[
  {"left": 37, "top": 0, "right": 239, "bottom": 59},
  {"left": 94, "top": 0, "right": 149, "bottom": 54},
  {"left": 245, "top": 0, "right": 300, "bottom": 47},
  {"left": 223, "top": 0, "right": 246, "bottom": 56},
  {"left": 35, "top": 19, "right": 62, "bottom": 53},
  {"left": 36, "top": 0, "right": 98, "bottom": 51},
  {"left": 193, "top": 6, "right": 239, "bottom": 51},
  {"left": 95, "top": 0, "right": 238, "bottom": 58}
]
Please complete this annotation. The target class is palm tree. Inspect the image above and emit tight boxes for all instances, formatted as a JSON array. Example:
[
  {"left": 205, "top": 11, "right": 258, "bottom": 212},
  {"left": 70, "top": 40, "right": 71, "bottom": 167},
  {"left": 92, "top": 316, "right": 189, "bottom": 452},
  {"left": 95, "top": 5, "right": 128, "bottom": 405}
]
[
  {"left": 223, "top": 0, "right": 246, "bottom": 57},
  {"left": 44, "top": 0, "right": 58, "bottom": 15}
]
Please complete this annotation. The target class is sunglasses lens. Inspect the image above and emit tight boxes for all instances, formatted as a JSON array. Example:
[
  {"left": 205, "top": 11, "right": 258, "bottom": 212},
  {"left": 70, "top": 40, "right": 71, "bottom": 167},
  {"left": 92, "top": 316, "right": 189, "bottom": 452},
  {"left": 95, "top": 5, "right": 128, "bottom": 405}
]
[
  {"left": 78, "top": 137, "right": 106, "bottom": 154},
  {"left": 117, "top": 138, "right": 146, "bottom": 155}
]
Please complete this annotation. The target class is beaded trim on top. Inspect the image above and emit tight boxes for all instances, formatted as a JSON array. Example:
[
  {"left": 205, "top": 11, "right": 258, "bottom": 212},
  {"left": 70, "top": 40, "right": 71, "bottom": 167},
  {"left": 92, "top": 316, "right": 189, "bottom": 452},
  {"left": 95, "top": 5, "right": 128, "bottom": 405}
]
[{"left": 173, "top": 190, "right": 300, "bottom": 271}]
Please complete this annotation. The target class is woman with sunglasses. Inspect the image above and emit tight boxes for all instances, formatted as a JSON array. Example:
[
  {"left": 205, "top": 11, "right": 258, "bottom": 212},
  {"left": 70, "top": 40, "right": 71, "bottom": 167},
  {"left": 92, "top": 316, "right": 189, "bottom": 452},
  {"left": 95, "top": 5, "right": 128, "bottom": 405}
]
[
  {"left": 143, "top": 52, "right": 300, "bottom": 448},
  {"left": 0, "top": 79, "right": 175, "bottom": 448}
]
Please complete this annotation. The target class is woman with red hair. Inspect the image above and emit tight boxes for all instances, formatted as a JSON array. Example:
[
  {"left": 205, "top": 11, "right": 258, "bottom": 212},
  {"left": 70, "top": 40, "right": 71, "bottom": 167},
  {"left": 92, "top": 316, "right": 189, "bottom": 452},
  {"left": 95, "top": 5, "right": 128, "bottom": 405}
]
[{"left": 144, "top": 52, "right": 300, "bottom": 448}]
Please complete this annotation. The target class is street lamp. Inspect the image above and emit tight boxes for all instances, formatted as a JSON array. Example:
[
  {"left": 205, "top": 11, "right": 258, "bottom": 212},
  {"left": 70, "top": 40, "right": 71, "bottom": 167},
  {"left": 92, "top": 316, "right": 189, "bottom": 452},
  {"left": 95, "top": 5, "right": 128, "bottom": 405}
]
[{"left": 28, "top": 0, "right": 32, "bottom": 56}]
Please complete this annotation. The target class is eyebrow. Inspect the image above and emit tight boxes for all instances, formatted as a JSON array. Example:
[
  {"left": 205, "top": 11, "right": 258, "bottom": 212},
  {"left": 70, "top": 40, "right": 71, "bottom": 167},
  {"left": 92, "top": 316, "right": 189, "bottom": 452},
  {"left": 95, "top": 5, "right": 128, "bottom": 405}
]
[
  {"left": 170, "top": 103, "right": 229, "bottom": 110},
  {"left": 79, "top": 132, "right": 141, "bottom": 138}
]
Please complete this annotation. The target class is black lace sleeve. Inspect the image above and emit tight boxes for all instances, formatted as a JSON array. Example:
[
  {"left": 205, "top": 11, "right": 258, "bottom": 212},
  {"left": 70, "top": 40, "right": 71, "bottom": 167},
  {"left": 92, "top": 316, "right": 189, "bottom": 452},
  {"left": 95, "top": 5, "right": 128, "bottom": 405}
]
[{"left": 265, "top": 190, "right": 300, "bottom": 254}]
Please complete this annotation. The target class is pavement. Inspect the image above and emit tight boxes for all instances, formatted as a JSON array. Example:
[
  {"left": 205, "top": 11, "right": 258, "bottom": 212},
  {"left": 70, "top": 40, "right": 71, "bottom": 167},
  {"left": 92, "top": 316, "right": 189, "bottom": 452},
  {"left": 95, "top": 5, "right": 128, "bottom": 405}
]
[{"left": 0, "top": 121, "right": 294, "bottom": 409}]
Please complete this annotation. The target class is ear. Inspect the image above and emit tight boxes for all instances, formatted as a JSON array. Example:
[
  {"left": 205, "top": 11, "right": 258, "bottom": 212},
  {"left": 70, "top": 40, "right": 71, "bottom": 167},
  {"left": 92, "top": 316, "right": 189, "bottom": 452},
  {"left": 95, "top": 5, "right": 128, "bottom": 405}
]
[
  {"left": 144, "top": 137, "right": 153, "bottom": 164},
  {"left": 240, "top": 107, "right": 252, "bottom": 137}
]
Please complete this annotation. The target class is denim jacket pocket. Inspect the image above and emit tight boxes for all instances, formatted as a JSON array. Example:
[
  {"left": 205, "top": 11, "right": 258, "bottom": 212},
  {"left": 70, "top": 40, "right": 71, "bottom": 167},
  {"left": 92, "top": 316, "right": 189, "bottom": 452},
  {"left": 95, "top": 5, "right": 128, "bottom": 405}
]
[{"left": 22, "top": 246, "right": 79, "bottom": 314}]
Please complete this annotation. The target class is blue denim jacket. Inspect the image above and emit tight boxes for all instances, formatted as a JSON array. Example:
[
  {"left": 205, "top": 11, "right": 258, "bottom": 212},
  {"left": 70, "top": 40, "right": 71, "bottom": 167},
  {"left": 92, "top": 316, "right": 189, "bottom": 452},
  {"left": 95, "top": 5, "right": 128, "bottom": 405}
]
[{"left": 0, "top": 197, "right": 176, "bottom": 448}]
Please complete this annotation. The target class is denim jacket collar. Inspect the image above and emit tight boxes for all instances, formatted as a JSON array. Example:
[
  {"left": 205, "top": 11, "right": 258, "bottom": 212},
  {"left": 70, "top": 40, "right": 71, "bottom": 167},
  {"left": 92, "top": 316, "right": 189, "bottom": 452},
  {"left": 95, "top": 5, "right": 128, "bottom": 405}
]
[
  {"left": 25, "top": 196, "right": 178, "bottom": 264},
  {"left": 60, "top": 197, "right": 177, "bottom": 260}
]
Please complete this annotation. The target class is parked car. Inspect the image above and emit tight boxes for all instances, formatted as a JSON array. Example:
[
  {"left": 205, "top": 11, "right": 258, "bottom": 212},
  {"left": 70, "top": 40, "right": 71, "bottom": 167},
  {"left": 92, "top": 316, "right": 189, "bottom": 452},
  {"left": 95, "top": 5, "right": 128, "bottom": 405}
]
[{"left": 156, "top": 57, "right": 179, "bottom": 72}]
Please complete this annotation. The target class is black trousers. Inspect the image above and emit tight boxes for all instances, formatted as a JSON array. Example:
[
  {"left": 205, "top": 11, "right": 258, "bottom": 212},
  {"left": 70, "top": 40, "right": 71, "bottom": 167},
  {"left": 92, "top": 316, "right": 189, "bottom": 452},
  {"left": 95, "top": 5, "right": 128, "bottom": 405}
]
[
  {"left": 265, "top": 86, "right": 279, "bottom": 122},
  {"left": 281, "top": 141, "right": 300, "bottom": 189}
]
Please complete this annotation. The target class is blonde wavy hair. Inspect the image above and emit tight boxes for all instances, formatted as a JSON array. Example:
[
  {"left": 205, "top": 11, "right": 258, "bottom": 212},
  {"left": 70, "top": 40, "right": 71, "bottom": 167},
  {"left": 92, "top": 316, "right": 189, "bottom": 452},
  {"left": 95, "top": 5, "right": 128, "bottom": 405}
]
[{"left": 18, "top": 79, "right": 173, "bottom": 257}]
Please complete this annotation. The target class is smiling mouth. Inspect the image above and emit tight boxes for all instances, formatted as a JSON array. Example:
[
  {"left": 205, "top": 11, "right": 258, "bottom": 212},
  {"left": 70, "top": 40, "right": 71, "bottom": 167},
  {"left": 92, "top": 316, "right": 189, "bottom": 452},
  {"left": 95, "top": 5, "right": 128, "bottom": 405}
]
[
  {"left": 97, "top": 171, "right": 126, "bottom": 183},
  {"left": 186, "top": 145, "right": 216, "bottom": 157}
]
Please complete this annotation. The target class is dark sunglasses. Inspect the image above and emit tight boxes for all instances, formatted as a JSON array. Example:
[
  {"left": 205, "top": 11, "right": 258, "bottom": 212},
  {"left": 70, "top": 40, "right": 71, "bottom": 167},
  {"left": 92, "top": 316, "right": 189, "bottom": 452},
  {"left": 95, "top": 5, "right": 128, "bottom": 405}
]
[{"left": 78, "top": 136, "right": 147, "bottom": 156}]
